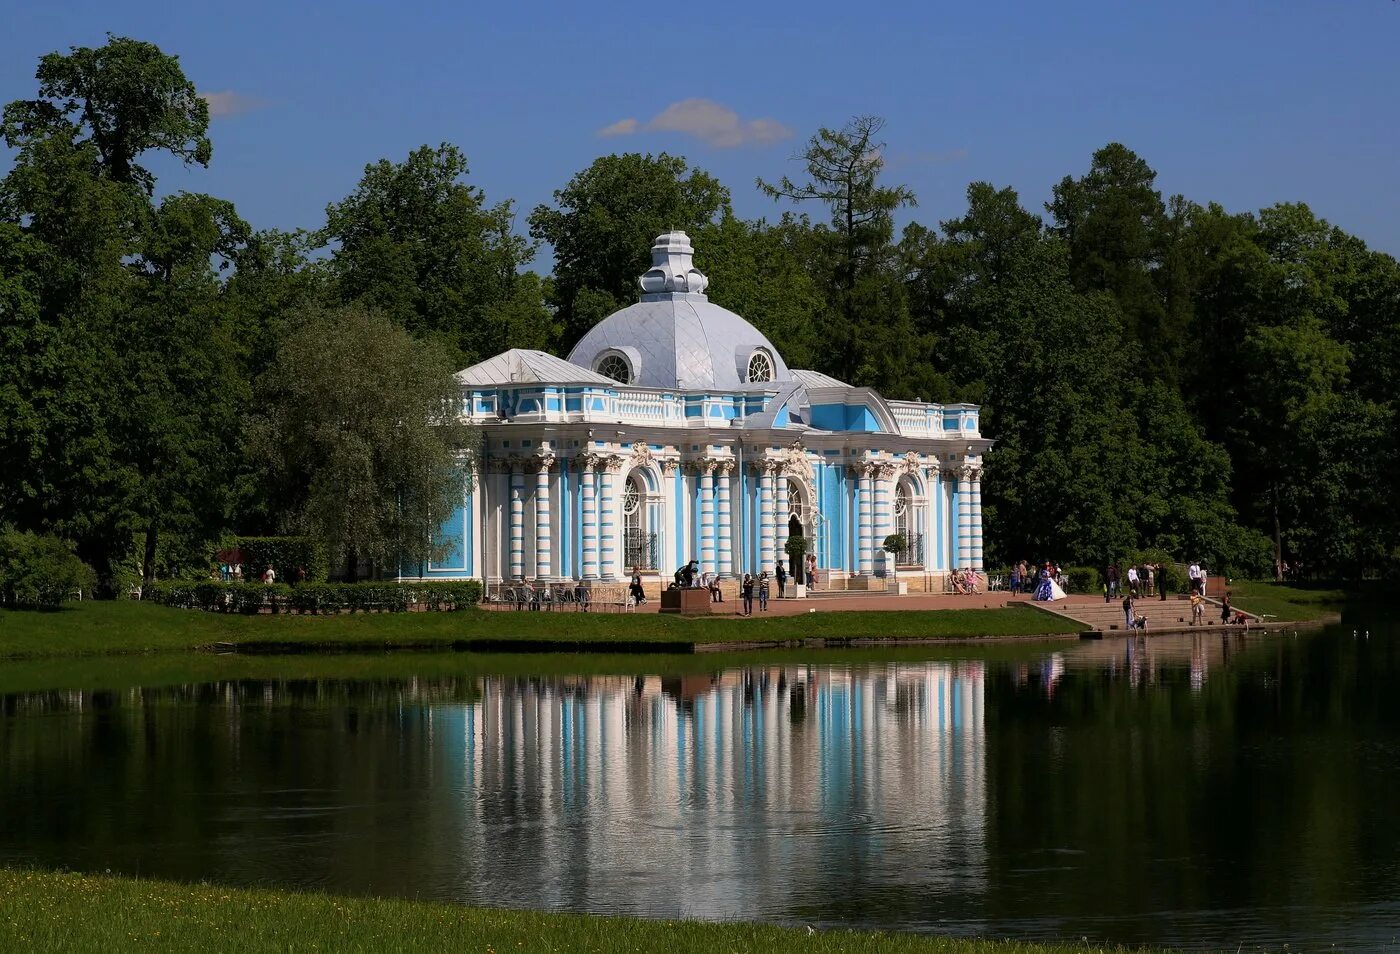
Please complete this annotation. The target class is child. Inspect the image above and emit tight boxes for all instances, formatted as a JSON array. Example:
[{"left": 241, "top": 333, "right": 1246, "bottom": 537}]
[
  {"left": 1190, "top": 590, "right": 1204, "bottom": 626},
  {"left": 1220, "top": 591, "right": 1233, "bottom": 624}
]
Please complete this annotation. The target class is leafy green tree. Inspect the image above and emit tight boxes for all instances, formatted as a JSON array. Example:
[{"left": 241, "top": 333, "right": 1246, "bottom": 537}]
[
  {"left": 693, "top": 212, "right": 822, "bottom": 371},
  {"left": 758, "top": 116, "right": 933, "bottom": 396},
  {"left": 0, "top": 530, "right": 96, "bottom": 606},
  {"left": 1047, "top": 143, "right": 1169, "bottom": 373},
  {"left": 1235, "top": 317, "right": 1351, "bottom": 576},
  {"left": 1, "top": 34, "right": 210, "bottom": 193},
  {"left": 244, "top": 302, "right": 474, "bottom": 579},
  {"left": 122, "top": 192, "right": 252, "bottom": 584},
  {"left": 322, "top": 143, "right": 549, "bottom": 368},
  {"left": 530, "top": 152, "right": 730, "bottom": 349}
]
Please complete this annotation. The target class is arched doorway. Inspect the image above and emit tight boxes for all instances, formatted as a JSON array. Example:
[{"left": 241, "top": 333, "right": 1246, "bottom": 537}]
[{"left": 892, "top": 478, "right": 921, "bottom": 566}]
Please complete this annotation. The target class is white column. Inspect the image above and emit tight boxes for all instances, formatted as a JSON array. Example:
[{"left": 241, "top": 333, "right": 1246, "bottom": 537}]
[
  {"left": 599, "top": 456, "right": 620, "bottom": 580},
  {"left": 957, "top": 464, "right": 974, "bottom": 571},
  {"left": 699, "top": 462, "right": 716, "bottom": 576},
  {"left": 579, "top": 455, "right": 598, "bottom": 580},
  {"left": 857, "top": 463, "right": 874, "bottom": 576},
  {"left": 716, "top": 460, "right": 733, "bottom": 578},
  {"left": 874, "top": 463, "right": 894, "bottom": 577},
  {"left": 509, "top": 461, "right": 525, "bottom": 581},
  {"left": 970, "top": 468, "right": 984, "bottom": 572},
  {"left": 533, "top": 452, "right": 554, "bottom": 580},
  {"left": 758, "top": 463, "right": 775, "bottom": 573},
  {"left": 773, "top": 473, "right": 789, "bottom": 573}
]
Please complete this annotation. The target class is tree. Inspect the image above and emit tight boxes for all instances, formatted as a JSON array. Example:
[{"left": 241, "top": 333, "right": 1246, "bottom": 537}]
[
  {"left": 1047, "top": 143, "right": 1169, "bottom": 372},
  {"left": 692, "top": 211, "right": 823, "bottom": 371},
  {"left": 1, "top": 34, "right": 210, "bottom": 194},
  {"left": 322, "top": 143, "right": 549, "bottom": 368},
  {"left": 122, "top": 191, "right": 252, "bottom": 585},
  {"left": 758, "top": 116, "right": 928, "bottom": 393},
  {"left": 245, "top": 303, "right": 474, "bottom": 578},
  {"left": 530, "top": 153, "right": 730, "bottom": 349},
  {"left": 1235, "top": 317, "right": 1351, "bottom": 577}
]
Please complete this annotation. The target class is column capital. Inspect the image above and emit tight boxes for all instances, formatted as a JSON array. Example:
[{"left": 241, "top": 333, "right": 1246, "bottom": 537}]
[
  {"left": 575, "top": 451, "right": 598, "bottom": 471},
  {"left": 533, "top": 451, "right": 556, "bottom": 473},
  {"left": 958, "top": 462, "right": 981, "bottom": 481},
  {"left": 601, "top": 454, "right": 625, "bottom": 474},
  {"left": 660, "top": 458, "right": 679, "bottom": 476},
  {"left": 875, "top": 462, "right": 899, "bottom": 481},
  {"left": 715, "top": 459, "right": 735, "bottom": 478}
]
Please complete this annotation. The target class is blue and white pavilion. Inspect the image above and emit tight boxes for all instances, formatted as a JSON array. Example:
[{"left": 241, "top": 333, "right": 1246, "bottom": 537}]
[{"left": 405, "top": 231, "right": 991, "bottom": 594}]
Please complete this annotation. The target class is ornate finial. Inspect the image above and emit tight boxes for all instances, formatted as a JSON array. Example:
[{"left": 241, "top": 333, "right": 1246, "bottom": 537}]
[{"left": 638, "top": 231, "right": 709, "bottom": 297}]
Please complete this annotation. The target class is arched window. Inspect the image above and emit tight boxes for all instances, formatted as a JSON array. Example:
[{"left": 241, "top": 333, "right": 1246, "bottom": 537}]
[
  {"left": 622, "top": 473, "right": 656, "bottom": 569},
  {"left": 747, "top": 349, "right": 774, "bottom": 383},
  {"left": 595, "top": 352, "right": 632, "bottom": 384},
  {"left": 893, "top": 482, "right": 921, "bottom": 565}
]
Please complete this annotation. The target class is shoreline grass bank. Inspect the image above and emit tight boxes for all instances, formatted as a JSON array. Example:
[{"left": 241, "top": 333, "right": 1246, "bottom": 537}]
[
  {"left": 0, "top": 599, "right": 1080, "bottom": 661},
  {"left": 0, "top": 868, "right": 1136, "bottom": 954}
]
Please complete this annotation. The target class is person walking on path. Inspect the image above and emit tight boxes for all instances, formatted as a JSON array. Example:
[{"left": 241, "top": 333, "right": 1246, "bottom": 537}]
[
  {"left": 1158, "top": 563, "right": 1169, "bottom": 601},
  {"left": 1188, "top": 561, "right": 1202, "bottom": 594},
  {"left": 741, "top": 574, "right": 754, "bottom": 617},
  {"left": 1126, "top": 565, "right": 1139, "bottom": 598},
  {"left": 1122, "top": 593, "right": 1135, "bottom": 631},
  {"left": 758, "top": 572, "right": 770, "bottom": 612},
  {"left": 1144, "top": 565, "right": 1154, "bottom": 597},
  {"left": 776, "top": 560, "right": 787, "bottom": 599},
  {"left": 1107, "top": 563, "right": 1120, "bottom": 599}
]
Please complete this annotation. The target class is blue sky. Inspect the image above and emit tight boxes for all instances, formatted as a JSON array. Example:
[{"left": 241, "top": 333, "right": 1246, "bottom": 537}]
[{"left": 5, "top": 1, "right": 1398, "bottom": 258}]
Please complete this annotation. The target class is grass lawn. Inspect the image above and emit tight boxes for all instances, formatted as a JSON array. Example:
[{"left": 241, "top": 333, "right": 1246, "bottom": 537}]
[
  {"left": 1221, "top": 580, "right": 1348, "bottom": 622},
  {"left": 0, "top": 869, "right": 1136, "bottom": 954},
  {"left": 0, "top": 599, "right": 1079, "bottom": 661}
]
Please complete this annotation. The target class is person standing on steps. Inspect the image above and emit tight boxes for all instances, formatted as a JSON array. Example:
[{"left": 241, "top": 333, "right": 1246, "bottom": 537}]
[
  {"left": 1122, "top": 592, "right": 1135, "bottom": 631},
  {"left": 776, "top": 559, "right": 787, "bottom": 599},
  {"left": 1158, "top": 563, "right": 1169, "bottom": 601}
]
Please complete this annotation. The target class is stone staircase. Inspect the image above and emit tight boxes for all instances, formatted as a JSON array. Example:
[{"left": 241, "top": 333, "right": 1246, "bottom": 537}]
[{"left": 1042, "top": 595, "right": 1245, "bottom": 633}]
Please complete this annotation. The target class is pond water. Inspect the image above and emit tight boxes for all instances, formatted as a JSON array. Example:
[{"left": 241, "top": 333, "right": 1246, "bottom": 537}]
[{"left": 2, "top": 618, "right": 1398, "bottom": 950}]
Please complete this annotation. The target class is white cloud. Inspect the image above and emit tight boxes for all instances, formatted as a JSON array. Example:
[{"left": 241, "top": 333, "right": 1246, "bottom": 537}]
[
  {"left": 200, "top": 90, "right": 263, "bottom": 118},
  {"left": 597, "top": 98, "right": 791, "bottom": 148}
]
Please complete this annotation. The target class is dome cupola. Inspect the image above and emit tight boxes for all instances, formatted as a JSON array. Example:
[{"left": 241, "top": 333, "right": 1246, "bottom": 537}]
[
  {"left": 638, "top": 231, "right": 709, "bottom": 297},
  {"left": 565, "top": 231, "right": 789, "bottom": 391}
]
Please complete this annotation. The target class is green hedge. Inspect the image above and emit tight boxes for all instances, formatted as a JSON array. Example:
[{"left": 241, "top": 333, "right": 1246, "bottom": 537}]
[
  {"left": 144, "top": 580, "right": 481, "bottom": 614},
  {"left": 222, "top": 537, "right": 329, "bottom": 583},
  {"left": 0, "top": 531, "right": 97, "bottom": 608},
  {"left": 1064, "top": 566, "right": 1102, "bottom": 594}
]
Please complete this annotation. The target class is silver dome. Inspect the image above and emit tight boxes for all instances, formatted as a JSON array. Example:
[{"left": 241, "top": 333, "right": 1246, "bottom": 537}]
[{"left": 566, "top": 231, "right": 790, "bottom": 392}]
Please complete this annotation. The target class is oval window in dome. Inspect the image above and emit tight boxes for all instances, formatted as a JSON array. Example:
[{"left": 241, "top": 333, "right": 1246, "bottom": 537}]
[
  {"left": 746, "top": 349, "right": 774, "bottom": 383},
  {"left": 596, "top": 352, "right": 632, "bottom": 384}
]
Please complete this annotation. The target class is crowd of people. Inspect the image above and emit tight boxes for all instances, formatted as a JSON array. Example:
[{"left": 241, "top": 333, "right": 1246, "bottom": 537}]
[
  {"left": 661, "top": 553, "right": 818, "bottom": 617},
  {"left": 212, "top": 563, "right": 308, "bottom": 585}
]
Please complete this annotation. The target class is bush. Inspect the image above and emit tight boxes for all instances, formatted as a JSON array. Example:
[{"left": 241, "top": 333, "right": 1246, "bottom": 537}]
[
  {"left": 223, "top": 537, "right": 329, "bottom": 584},
  {"left": 0, "top": 531, "right": 97, "bottom": 608},
  {"left": 1064, "top": 566, "right": 1102, "bottom": 594},
  {"left": 143, "top": 579, "right": 482, "bottom": 614}
]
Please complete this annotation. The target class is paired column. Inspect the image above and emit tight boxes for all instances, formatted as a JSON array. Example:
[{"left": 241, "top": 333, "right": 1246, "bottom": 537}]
[
  {"left": 533, "top": 451, "right": 554, "bottom": 580},
  {"left": 856, "top": 463, "right": 874, "bottom": 576},
  {"left": 758, "top": 463, "right": 775, "bottom": 573},
  {"left": 957, "top": 464, "right": 974, "bottom": 570},
  {"left": 699, "top": 462, "right": 716, "bottom": 576},
  {"left": 773, "top": 473, "right": 789, "bottom": 573},
  {"left": 598, "top": 457, "right": 620, "bottom": 580},
  {"left": 509, "top": 460, "right": 525, "bottom": 581},
  {"left": 578, "top": 454, "right": 598, "bottom": 580},
  {"left": 716, "top": 461, "right": 733, "bottom": 578},
  {"left": 969, "top": 467, "right": 984, "bottom": 572}
]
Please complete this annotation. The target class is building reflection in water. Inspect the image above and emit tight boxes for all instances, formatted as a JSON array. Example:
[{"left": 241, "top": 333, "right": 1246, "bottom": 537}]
[{"left": 437, "top": 663, "right": 987, "bottom": 919}]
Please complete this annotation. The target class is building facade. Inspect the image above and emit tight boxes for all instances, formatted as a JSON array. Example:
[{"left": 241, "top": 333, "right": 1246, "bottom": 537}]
[{"left": 403, "top": 231, "right": 991, "bottom": 594}]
